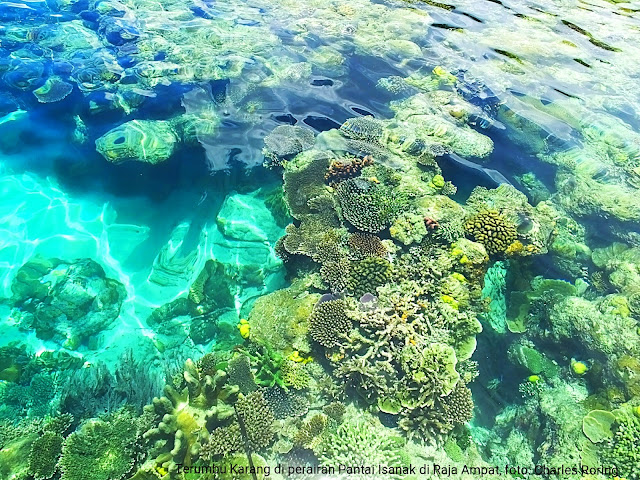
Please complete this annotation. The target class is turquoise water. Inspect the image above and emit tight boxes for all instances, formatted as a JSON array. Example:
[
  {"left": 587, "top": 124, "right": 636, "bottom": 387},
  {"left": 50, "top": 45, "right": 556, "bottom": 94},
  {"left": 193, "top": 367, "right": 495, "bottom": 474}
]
[{"left": 1, "top": 0, "right": 640, "bottom": 478}]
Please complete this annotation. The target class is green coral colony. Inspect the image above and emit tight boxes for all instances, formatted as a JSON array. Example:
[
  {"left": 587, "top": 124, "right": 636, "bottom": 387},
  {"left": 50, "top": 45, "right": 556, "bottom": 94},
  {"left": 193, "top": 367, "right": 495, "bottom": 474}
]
[{"left": 1, "top": 0, "right": 640, "bottom": 478}]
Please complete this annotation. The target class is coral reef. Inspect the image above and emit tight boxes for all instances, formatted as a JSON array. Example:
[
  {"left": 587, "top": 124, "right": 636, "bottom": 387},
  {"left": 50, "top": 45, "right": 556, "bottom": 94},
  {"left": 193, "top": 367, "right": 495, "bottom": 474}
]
[
  {"left": 318, "top": 409, "right": 408, "bottom": 478},
  {"left": 336, "top": 177, "right": 408, "bottom": 233},
  {"left": 142, "top": 359, "right": 239, "bottom": 472},
  {"left": 248, "top": 285, "right": 319, "bottom": 354},
  {"left": 348, "top": 256, "right": 392, "bottom": 296},
  {"left": 28, "top": 431, "right": 64, "bottom": 480}
]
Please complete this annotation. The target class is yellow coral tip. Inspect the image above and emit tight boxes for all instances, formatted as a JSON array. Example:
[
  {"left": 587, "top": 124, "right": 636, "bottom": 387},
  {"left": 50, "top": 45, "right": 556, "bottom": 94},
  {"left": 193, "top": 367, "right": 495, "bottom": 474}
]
[
  {"left": 238, "top": 324, "right": 250, "bottom": 338},
  {"left": 528, "top": 375, "right": 540, "bottom": 383},
  {"left": 571, "top": 360, "right": 589, "bottom": 375}
]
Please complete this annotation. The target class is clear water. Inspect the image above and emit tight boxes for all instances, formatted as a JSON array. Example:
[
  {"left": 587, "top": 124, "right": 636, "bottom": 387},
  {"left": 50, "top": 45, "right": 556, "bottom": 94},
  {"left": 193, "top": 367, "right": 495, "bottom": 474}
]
[{"left": 1, "top": 0, "right": 639, "bottom": 478}]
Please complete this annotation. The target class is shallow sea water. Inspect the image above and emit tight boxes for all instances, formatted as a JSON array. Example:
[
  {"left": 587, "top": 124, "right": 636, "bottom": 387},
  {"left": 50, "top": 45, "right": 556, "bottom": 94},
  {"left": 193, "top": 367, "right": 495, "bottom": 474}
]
[{"left": 1, "top": 0, "right": 640, "bottom": 478}]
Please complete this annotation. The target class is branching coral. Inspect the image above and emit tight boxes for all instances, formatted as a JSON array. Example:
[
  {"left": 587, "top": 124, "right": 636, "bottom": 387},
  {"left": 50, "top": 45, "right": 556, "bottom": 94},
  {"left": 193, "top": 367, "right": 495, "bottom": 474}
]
[
  {"left": 602, "top": 406, "right": 640, "bottom": 479},
  {"left": 199, "top": 390, "right": 275, "bottom": 460},
  {"left": 318, "top": 411, "right": 407, "bottom": 478},
  {"left": 325, "top": 155, "right": 374, "bottom": 186},
  {"left": 399, "top": 343, "right": 460, "bottom": 408},
  {"left": 28, "top": 431, "right": 64, "bottom": 480},
  {"left": 235, "top": 390, "right": 276, "bottom": 449},
  {"left": 320, "top": 259, "right": 351, "bottom": 293}
]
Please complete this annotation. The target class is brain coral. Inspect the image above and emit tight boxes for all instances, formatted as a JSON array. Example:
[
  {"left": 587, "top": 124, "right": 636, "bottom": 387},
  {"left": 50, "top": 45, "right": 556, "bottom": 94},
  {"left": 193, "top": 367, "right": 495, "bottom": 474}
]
[{"left": 464, "top": 210, "right": 517, "bottom": 255}]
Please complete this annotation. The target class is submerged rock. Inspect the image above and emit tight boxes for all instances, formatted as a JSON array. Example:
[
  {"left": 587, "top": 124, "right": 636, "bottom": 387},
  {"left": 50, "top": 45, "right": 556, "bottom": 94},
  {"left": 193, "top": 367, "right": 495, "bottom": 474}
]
[
  {"left": 95, "top": 119, "right": 178, "bottom": 164},
  {"left": 217, "top": 193, "right": 280, "bottom": 242},
  {"left": 10, "top": 256, "right": 126, "bottom": 347}
]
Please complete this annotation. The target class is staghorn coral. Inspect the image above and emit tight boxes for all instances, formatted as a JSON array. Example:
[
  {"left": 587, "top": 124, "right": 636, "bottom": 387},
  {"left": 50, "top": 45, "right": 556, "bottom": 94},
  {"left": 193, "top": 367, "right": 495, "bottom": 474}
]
[
  {"left": 309, "top": 298, "right": 353, "bottom": 348},
  {"left": 348, "top": 256, "right": 392, "bottom": 297},
  {"left": 325, "top": 155, "right": 374, "bottom": 186},
  {"left": 326, "top": 242, "right": 483, "bottom": 442},
  {"left": 464, "top": 210, "right": 517, "bottom": 255}
]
